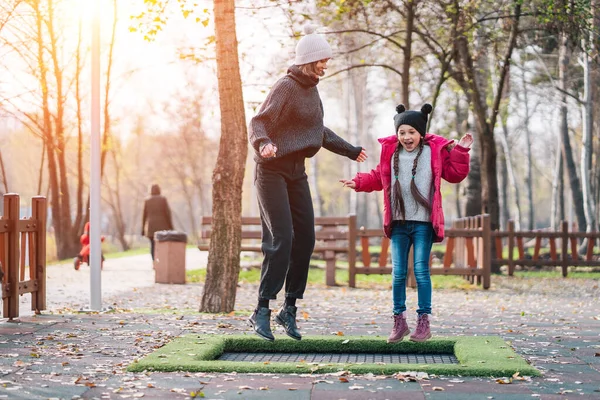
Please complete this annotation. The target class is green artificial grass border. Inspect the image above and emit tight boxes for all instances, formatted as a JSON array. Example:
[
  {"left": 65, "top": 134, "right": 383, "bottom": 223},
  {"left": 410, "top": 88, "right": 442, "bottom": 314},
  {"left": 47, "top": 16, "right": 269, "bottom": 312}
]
[{"left": 127, "top": 335, "right": 540, "bottom": 377}]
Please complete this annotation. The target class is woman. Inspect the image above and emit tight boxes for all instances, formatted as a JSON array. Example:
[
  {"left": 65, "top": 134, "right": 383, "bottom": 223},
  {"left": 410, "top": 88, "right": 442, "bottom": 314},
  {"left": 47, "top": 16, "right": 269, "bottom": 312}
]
[
  {"left": 248, "top": 24, "right": 367, "bottom": 341},
  {"left": 141, "top": 184, "right": 174, "bottom": 261}
]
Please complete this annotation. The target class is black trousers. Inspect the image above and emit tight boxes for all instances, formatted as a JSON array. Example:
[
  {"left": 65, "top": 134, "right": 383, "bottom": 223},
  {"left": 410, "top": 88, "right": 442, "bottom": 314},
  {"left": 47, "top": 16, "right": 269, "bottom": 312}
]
[{"left": 255, "top": 153, "right": 315, "bottom": 301}]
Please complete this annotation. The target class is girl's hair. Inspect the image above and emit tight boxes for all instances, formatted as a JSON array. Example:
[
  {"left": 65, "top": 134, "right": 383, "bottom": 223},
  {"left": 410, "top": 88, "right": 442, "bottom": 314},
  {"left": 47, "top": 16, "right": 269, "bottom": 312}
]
[
  {"left": 392, "top": 140, "right": 432, "bottom": 220},
  {"left": 298, "top": 61, "right": 321, "bottom": 79}
]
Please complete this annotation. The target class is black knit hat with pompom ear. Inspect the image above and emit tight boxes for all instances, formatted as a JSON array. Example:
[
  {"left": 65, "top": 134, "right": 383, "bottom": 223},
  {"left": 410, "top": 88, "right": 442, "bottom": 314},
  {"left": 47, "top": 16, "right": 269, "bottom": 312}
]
[{"left": 393, "top": 103, "right": 433, "bottom": 136}]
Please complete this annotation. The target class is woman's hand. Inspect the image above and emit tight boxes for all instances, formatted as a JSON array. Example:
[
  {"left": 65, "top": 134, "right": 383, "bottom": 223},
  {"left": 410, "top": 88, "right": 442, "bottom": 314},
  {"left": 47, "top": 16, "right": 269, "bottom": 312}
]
[
  {"left": 260, "top": 143, "right": 278, "bottom": 158},
  {"left": 356, "top": 149, "right": 367, "bottom": 162},
  {"left": 339, "top": 179, "right": 356, "bottom": 189},
  {"left": 457, "top": 133, "right": 473, "bottom": 149}
]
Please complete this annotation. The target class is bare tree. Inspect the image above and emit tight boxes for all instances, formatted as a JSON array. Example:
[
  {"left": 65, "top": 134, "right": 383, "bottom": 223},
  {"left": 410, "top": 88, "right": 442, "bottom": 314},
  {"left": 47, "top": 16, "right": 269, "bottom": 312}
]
[{"left": 200, "top": 0, "right": 248, "bottom": 313}]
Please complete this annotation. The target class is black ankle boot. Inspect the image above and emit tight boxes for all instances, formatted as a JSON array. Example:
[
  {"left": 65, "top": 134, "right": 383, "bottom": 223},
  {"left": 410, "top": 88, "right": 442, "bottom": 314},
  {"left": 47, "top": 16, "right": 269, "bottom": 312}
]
[
  {"left": 249, "top": 307, "right": 274, "bottom": 341},
  {"left": 275, "top": 305, "right": 301, "bottom": 340}
]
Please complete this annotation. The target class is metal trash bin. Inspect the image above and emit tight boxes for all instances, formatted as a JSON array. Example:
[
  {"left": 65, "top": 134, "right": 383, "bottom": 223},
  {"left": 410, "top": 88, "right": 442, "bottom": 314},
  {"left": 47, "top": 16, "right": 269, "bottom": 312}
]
[{"left": 154, "top": 230, "right": 187, "bottom": 284}]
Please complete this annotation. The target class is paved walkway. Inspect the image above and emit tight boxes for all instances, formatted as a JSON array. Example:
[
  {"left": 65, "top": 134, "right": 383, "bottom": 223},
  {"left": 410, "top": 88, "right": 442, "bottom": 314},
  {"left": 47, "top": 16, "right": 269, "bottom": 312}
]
[
  {"left": 19, "top": 249, "right": 208, "bottom": 314},
  {"left": 2, "top": 251, "right": 599, "bottom": 399}
]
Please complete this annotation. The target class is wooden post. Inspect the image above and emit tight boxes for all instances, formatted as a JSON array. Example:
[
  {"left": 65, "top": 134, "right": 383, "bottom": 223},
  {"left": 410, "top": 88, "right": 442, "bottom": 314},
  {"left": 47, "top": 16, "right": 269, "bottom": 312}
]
[
  {"left": 561, "top": 221, "right": 568, "bottom": 277},
  {"left": 570, "top": 237, "right": 578, "bottom": 262},
  {"left": 347, "top": 214, "right": 357, "bottom": 288},
  {"left": 443, "top": 237, "right": 455, "bottom": 268},
  {"left": 2, "top": 194, "right": 20, "bottom": 319},
  {"left": 533, "top": 236, "right": 541, "bottom": 260},
  {"left": 19, "top": 232, "right": 26, "bottom": 282},
  {"left": 508, "top": 220, "right": 515, "bottom": 276},
  {"left": 468, "top": 217, "right": 474, "bottom": 284},
  {"left": 482, "top": 214, "right": 491, "bottom": 289},
  {"left": 325, "top": 251, "right": 337, "bottom": 287},
  {"left": 32, "top": 197, "right": 46, "bottom": 312},
  {"left": 379, "top": 237, "right": 390, "bottom": 267},
  {"left": 360, "top": 231, "right": 370, "bottom": 267},
  {"left": 586, "top": 236, "right": 595, "bottom": 261},
  {"left": 516, "top": 236, "right": 525, "bottom": 261},
  {"left": 549, "top": 237, "right": 557, "bottom": 261}
]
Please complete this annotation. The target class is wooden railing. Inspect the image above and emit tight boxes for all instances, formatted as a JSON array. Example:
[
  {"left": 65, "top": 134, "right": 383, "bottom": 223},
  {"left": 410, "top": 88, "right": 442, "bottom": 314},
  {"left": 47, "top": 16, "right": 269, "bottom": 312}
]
[
  {"left": 492, "top": 220, "right": 599, "bottom": 276},
  {"left": 1, "top": 194, "right": 47, "bottom": 319},
  {"left": 350, "top": 215, "right": 491, "bottom": 289},
  {"left": 200, "top": 214, "right": 597, "bottom": 289},
  {"left": 199, "top": 215, "right": 357, "bottom": 286}
]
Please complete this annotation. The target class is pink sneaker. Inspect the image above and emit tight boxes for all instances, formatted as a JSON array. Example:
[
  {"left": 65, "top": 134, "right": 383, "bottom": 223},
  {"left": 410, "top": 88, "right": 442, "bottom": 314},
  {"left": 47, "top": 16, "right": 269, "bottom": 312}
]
[
  {"left": 387, "top": 312, "right": 410, "bottom": 343},
  {"left": 410, "top": 314, "right": 431, "bottom": 342}
]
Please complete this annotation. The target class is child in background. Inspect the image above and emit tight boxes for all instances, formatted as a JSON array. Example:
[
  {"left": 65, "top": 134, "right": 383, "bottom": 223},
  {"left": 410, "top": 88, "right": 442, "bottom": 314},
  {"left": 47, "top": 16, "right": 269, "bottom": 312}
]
[{"left": 340, "top": 104, "right": 472, "bottom": 342}]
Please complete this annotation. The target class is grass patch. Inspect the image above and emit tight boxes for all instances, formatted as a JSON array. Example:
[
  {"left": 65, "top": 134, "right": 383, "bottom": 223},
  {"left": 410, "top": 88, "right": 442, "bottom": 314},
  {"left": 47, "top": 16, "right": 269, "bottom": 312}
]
[
  {"left": 130, "top": 308, "right": 252, "bottom": 316},
  {"left": 186, "top": 267, "right": 476, "bottom": 290},
  {"left": 128, "top": 334, "right": 540, "bottom": 377},
  {"left": 511, "top": 270, "right": 600, "bottom": 279}
]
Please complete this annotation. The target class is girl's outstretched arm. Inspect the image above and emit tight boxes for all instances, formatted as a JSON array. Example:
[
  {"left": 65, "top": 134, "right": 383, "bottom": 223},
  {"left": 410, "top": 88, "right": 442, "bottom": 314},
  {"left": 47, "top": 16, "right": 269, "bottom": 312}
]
[
  {"left": 441, "top": 133, "right": 472, "bottom": 183},
  {"left": 350, "top": 163, "right": 384, "bottom": 192}
]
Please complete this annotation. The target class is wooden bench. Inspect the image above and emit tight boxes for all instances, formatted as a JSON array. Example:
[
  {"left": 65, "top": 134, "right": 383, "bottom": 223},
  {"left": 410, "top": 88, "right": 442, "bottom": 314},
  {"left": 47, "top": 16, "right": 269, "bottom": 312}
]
[{"left": 199, "top": 215, "right": 357, "bottom": 286}]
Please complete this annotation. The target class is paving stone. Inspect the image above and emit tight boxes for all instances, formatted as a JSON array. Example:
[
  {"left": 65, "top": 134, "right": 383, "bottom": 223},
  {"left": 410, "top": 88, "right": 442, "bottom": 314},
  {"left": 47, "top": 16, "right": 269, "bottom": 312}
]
[{"left": 3, "top": 256, "right": 600, "bottom": 399}]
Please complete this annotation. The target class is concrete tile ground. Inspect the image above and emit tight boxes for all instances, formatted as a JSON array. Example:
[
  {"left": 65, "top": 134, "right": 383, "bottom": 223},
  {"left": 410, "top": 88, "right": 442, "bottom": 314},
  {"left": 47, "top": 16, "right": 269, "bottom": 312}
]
[{"left": 2, "top": 250, "right": 600, "bottom": 399}]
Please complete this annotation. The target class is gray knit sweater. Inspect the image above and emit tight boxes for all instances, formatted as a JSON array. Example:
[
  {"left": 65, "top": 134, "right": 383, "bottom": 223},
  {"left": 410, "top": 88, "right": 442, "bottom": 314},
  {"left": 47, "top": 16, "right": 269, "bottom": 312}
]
[
  {"left": 249, "top": 65, "right": 362, "bottom": 163},
  {"left": 391, "top": 146, "right": 433, "bottom": 222}
]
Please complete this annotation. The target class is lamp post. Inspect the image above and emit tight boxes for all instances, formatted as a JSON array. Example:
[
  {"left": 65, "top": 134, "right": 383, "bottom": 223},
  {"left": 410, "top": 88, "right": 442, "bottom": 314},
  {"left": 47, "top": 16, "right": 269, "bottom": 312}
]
[{"left": 90, "top": 0, "right": 102, "bottom": 311}]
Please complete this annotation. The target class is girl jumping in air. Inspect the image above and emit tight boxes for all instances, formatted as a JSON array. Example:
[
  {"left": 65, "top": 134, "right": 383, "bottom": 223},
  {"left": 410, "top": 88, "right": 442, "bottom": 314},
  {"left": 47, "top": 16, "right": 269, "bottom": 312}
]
[{"left": 340, "top": 104, "right": 472, "bottom": 342}]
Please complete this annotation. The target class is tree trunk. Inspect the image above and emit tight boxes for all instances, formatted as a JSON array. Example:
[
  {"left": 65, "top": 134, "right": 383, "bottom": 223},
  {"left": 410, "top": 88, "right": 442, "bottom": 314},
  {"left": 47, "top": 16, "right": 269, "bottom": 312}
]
[
  {"left": 551, "top": 136, "right": 564, "bottom": 229},
  {"left": 499, "top": 116, "right": 521, "bottom": 230},
  {"left": 100, "top": 0, "right": 118, "bottom": 177},
  {"left": 580, "top": 34, "right": 596, "bottom": 232},
  {"left": 558, "top": 32, "right": 586, "bottom": 232},
  {"left": 350, "top": 64, "right": 367, "bottom": 226},
  {"left": 346, "top": 72, "right": 358, "bottom": 218},
  {"left": 401, "top": 0, "right": 414, "bottom": 108},
  {"left": 73, "top": 18, "right": 85, "bottom": 235},
  {"left": 521, "top": 68, "right": 534, "bottom": 230},
  {"left": 454, "top": 1, "right": 521, "bottom": 239},
  {"left": 0, "top": 150, "right": 9, "bottom": 193},
  {"left": 463, "top": 128, "right": 482, "bottom": 217},
  {"left": 106, "top": 149, "right": 130, "bottom": 251},
  {"left": 453, "top": 93, "right": 466, "bottom": 219},
  {"left": 200, "top": 0, "right": 247, "bottom": 313},
  {"left": 32, "top": 0, "right": 75, "bottom": 260},
  {"left": 498, "top": 144, "right": 509, "bottom": 230}
]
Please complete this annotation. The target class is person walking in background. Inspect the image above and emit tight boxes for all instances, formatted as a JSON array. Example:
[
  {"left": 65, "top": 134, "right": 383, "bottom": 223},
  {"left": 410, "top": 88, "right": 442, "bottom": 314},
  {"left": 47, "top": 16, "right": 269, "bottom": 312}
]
[
  {"left": 141, "top": 184, "right": 174, "bottom": 261},
  {"left": 340, "top": 104, "right": 472, "bottom": 343},
  {"left": 247, "top": 24, "right": 367, "bottom": 342}
]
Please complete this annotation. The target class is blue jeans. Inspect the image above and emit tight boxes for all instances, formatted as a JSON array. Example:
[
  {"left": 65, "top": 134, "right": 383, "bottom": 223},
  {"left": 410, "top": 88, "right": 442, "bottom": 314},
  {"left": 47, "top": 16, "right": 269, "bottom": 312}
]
[{"left": 391, "top": 221, "right": 434, "bottom": 315}]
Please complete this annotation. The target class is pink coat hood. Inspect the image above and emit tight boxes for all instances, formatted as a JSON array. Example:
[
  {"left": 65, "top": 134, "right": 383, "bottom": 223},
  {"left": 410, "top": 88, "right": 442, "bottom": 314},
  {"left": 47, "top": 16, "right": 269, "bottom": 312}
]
[{"left": 352, "top": 133, "right": 470, "bottom": 242}]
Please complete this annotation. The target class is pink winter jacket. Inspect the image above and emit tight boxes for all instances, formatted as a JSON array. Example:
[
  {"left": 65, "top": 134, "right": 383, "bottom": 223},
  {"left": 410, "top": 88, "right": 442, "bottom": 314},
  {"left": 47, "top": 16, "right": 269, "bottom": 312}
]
[{"left": 352, "top": 133, "right": 470, "bottom": 242}]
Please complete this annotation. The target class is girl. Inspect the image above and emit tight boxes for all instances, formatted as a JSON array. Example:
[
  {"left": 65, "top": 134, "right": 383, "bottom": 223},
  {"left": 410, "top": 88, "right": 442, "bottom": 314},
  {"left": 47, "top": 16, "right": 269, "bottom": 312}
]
[
  {"left": 248, "top": 24, "right": 367, "bottom": 342},
  {"left": 340, "top": 104, "right": 472, "bottom": 342}
]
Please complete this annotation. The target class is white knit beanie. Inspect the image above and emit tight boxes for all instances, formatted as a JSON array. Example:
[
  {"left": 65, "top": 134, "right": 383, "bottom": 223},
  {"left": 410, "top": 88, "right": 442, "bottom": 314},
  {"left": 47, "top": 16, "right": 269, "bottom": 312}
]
[{"left": 294, "top": 24, "right": 333, "bottom": 66}]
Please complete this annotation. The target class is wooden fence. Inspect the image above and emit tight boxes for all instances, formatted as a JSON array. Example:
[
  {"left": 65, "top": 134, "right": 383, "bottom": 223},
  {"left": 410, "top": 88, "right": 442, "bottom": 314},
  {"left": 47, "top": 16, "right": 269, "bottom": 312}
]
[
  {"left": 201, "top": 214, "right": 597, "bottom": 289},
  {"left": 492, "top": 220, "right": 600, "bottom": 276},
  {"left": 0, "top": 194, "right": 47, "bottom": 319},
  {"left": 350, "top": 215, "right": 491, "bottom": 289}
]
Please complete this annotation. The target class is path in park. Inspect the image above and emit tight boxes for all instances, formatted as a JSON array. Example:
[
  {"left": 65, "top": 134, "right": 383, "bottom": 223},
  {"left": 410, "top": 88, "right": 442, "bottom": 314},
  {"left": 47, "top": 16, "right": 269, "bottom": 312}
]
[
  {"left": 18, "top": 248, "right": 209, "bottom": 315},
  {"left": 2, "top": 250, "right": 600, "bottom": 399}
]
